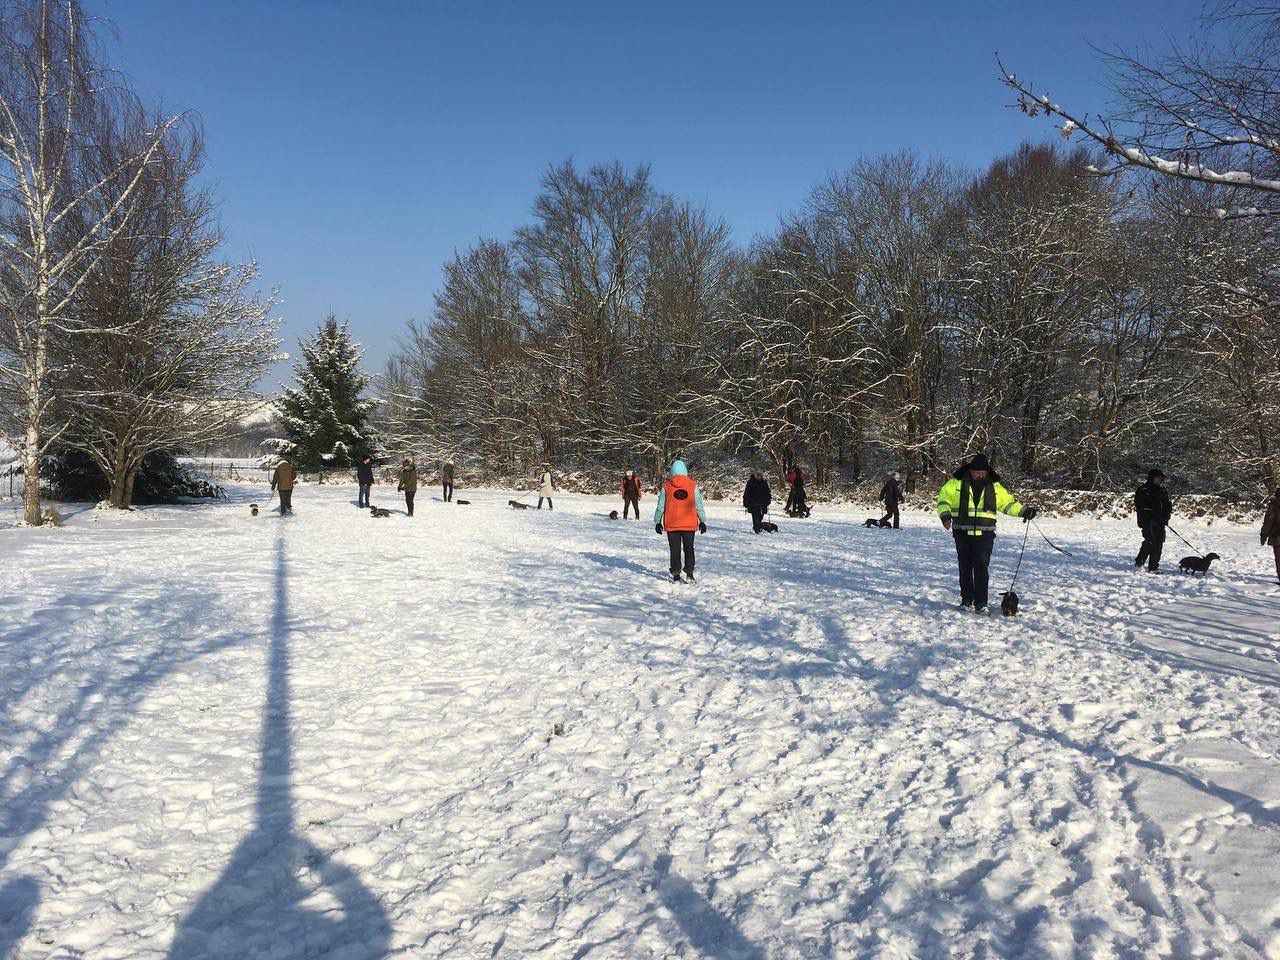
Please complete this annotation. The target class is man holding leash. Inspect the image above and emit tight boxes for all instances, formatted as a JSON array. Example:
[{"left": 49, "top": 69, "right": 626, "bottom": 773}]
[
  {"left": 936, "top": 454, "right": 1035, "bottom": 614},
  {"left": 1134, "top": 468, "right": 1172, "bottom": 573},
  {"left": 271, "top": 459, "right": 296, "bottom": 515},
  {"left": 655, "top": 459, "right": 707, "bottom": 582}
]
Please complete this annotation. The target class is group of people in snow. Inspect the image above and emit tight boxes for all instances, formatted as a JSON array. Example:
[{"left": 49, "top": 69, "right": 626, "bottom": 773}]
[{"left": 268, "top": 450, "right": 1280, "bottom": 596}]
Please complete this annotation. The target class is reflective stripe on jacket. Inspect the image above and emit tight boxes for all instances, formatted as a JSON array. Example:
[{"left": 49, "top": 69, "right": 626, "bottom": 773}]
[{"left": 936, "top": 476, "right": 1024, "bottom": 535}]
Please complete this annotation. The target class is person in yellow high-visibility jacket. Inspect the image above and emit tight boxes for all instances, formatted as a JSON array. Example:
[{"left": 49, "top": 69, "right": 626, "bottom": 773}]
[{"left": 936, "top": 453, "right": 1037, "bottom": 613}]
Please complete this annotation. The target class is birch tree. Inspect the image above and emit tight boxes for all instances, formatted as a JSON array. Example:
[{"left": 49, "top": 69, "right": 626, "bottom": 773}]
[{"left": 0, "top": 0, "right": 179, "bottom": 523}]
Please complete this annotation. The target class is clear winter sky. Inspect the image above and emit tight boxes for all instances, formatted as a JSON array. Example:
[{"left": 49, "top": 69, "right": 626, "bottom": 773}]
[{"left": 92, "top": 0, "right": 1205, "bottom": 390}]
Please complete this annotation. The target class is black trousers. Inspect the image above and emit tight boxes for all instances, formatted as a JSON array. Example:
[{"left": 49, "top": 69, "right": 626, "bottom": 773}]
[
  {"left": 623, "top": 494, "right": 639, "bottom": 518},
  {"left": 277, "top": 489, "right": 292, "bottom": 513},
  {"left": 749, "top": 507, "right": 765, "bottom": 531},
  {"left": 954, "top": 532, "right": 995, "bottom": 607},
  {"left": 1136, "top": 522, "right": 1164, "bottom": 570},
  {"left": 538, "top": 496, "right": 553, "bottom": 510},
  {"left": 880, "top": 504, "right": 900, "bottom": 528},
  {"left": 404, "top": 491, "right": 415, "bottom": 516},
  {"left": 442, "top": 481, "right": 453, "bottom": 502},
  {"left": 667, "top": 530, "right": 695, "bottom": 574}
]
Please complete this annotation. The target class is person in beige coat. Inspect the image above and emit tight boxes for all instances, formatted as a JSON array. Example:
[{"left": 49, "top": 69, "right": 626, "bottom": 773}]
[
  {"left": 271, "top": 460, "right": 296, "bottom": 514},
  {"left": 397, "top": 460, "right": 418, "bottom": 517}
]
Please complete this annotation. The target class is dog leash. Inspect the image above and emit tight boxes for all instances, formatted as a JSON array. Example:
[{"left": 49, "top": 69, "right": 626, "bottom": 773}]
[
  {"left": 1165, "top": 524, "right": 1205, "bottom": 558},
  {"left": 1007, "top": 520, "right": 1032, "bottom": 594},
  {"left": 1030, "top": 518, "right": 1073, "bottom": 557}
]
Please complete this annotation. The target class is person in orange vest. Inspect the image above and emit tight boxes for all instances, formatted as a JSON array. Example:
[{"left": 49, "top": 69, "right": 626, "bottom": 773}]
[{"left": 655, "top": 459, "right": 707, "bottom": 582}]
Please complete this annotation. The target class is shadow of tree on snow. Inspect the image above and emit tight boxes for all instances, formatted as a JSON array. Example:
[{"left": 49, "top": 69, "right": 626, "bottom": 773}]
[{"left": 168, "top": 533, "right": 391, "bottom": 960}]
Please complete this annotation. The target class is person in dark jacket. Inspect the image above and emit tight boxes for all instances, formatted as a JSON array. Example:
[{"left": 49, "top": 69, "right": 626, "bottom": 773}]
[
  {"left": 1261, "top": 487, "right": 1280, "bottom": 585},
  {"left": 442, "top": 459, "right": 455, "bottom": 502},
  {"left": 397, "top": 459, "right": 418, "bottom": 516},
  {"left": 879, "top": 470, "right": 904, "bottom": 528},
  {"left": 1134, "top": 468, "right": 1173, "bottom": 572},
  {"left": 355, "top": 455, "right": 375, "bottom": 508},
  {"left": 621, "top": 470, "right": 642, "bottom": 519},
  {"left": 788, "top": 466, "right": 811, "bottom": 517},
  {"left": 743, "top": 471, "right": 772, "bottom": 532}
]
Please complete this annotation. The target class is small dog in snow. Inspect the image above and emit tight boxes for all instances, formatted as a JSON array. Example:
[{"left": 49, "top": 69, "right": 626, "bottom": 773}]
[
  {"left": 863, "top": 517, "right": 891, "bottom": 528},
  {"left": 250, "top": 503, "right": 259, "bottom": 516},
  {"left": 760, "top": 521, "right": 778, "bottom": 533},
  {"left": 370, "top": 506, "right": 392, "bottom": 518},
  {"left": 1000, "top": 590, "right": 1019, "bottom": 617},
  {"left": 1178, "top": 553, "right": 1220, "bottom": 575},
  {"left": 456, "top": 499, "right": 470, "bottom": 505},
  {"left": 609, "top": 510, "right": 619, "bottom": 519},
  {"left": 508, "top": 499, "right": 529, "bottom": 510}
]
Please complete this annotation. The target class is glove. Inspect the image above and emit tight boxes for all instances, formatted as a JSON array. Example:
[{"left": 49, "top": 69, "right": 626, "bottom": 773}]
[
  {"left": 699, "top": 522, "right": 707, "bottom": 534},
  {"left": 655, "top": 523, "right": 664, "bottom": 535},
  {"left": 1021, "top": 506, "right": 1038, "bottom": 522},
  {"left": 941, "top": 517, "right": 952, "bottom": 531}
]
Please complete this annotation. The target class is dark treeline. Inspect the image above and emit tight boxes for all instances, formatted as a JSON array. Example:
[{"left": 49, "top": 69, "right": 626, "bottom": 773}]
[{"left": 379, "top": 143, "right": 1279, "bottom": 495}]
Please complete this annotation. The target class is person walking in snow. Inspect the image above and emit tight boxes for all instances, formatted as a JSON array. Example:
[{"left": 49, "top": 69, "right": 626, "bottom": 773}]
[
  {"left": 442, "top": 459, "right": 455, "bottom": 503},
  {"left": 355, "top": 454, "right": 375, "bottom": 508},
  {"left": 537, "top": 465, "right": 555, "bottom": 510},
  {"left": 879, "top": 470, "right": 904, "bottom": 529},
  {"left": 1261, "top": 487, "right": 1280, "bottom": 586},
  {"left": 397, "top": 459, "right": 418, "bottom": 517},
  {"left": 621, "top": 469, "right": 642, "bottom": 519},
  {"left": 788, "top": 465, "right": 811, "bottom": 517},
  {"left": 936, "top": 454, "right": 1035, "bottom": 614},
  {"left": 743, "top": 471, "right": 772, "bottom": 533},
  {"left": 1134, "top": 468, "right": 1172, "bottom": 573},
  {"left": 271, "top": 459, "right": 296, "bottom": 514},
  {"left": 655, "top": 459, "right": 707, "bottom": 582}
]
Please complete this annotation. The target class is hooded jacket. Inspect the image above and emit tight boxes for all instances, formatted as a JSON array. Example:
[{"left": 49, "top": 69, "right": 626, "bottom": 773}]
[
  {"left": 397, "top": 465, "right": 418, "bottom": 493},
  {"left": 655, "top": 460, "right": 707, "bottom": 532},
  {"left": 1134, "top": 481, "right": 1172, "bottom": 529},
  {"left": 356, "top": 460, "right": 375, "bottom": 485},
  {"left": 935, "top": 460, "right": 1025, "bottom": 535},
  {"left": 743, "top": 474, "right": 772, "bottom": 510},
  {"left": 271, "top": 461, "right": 295, "bottom": 491},
  {"left": 621, "top": 474, "right": 642, "bottom": 499}
]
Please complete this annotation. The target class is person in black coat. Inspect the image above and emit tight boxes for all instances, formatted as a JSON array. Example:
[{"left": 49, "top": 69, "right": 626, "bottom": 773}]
[
  {"left": 1134, "top": 468, "right": 1173, "bottom": 572},
  {"left": 879, "top": 470, "right": 904, "bottom": 528},
  {"left": 355, "top": 455, "right": 375, "bottom": 508},
  {"left": 743, "top": 471, "right": 772, "bottom": 532}
]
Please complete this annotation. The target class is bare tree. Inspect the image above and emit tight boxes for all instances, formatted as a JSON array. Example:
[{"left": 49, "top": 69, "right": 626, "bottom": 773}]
[{"left": 0, "top": 0, "right": 179, "bottom": 523}]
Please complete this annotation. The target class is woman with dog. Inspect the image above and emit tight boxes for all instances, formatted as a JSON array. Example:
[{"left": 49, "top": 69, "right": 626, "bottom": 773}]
[
  {"left": 397, "top": 459, "right": 418, "bottom": 516},
  {"left": 743, "top": 471, "right": 772, "bottom": 533},
  {"left": 879, "top": 471, "right": 903, "bottom": 529},
  {"left": 1263, "top": 487, "right": 1280, "bottom": 586},
  {"left": 537, "top": 465, "right": 555, "bottom": 510},
  {"left": 1134, "top": 468, "right": 1172, "bottom": 573},
  {"left": 442, "top": 459, "right": 455, "bottom": 503},
  {"left": 621, "top": 470, "right": 642, "bottom": 519},
  {"left": 655, "top": 460, "right": 707, "bottom": 582},
  {"left": 936, "top": 454, "right": 1036, "bottom": 614}
]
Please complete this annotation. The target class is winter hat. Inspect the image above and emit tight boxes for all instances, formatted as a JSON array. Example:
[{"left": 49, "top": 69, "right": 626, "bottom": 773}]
[
  {"left": 966, "top": 454, "right": 991, "bottom": 473},
  {"left": 1147, "top": 468, "right": 1165, "bottom": 482}
]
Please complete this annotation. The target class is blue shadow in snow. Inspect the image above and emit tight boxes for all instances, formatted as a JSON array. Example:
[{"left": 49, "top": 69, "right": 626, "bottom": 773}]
[{"left": 168, "top": 532, "right": 391, "bottom": 959}]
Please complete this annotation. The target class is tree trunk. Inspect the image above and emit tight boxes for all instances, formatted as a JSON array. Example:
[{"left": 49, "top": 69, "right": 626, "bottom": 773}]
[{"left": 22, "top": 419, "right": 41, "bottom": 526}]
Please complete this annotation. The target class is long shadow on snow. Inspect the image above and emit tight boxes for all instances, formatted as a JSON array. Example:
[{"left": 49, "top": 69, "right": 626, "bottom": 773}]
[
  {"left": 0, "top": 875, "right": 39, "bottom": 960},
  {"left": 168, "top": 532, "right": 391, "bottom": 960}
]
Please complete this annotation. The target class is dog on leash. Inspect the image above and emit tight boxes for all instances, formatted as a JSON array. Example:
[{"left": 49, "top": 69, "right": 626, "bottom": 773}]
[
  {"left": 509, "top": 500, "right": 529, "bottom": 510},
  {"left": 1001, "top": 590, "right": 1019, "bottom": 617},
  {"left": 1178, "top": 553, "right": 1221, "bottom": 575},
  {"left": 864, "top": 517, "right": 891, "bottom": 528},
  {"left": 250, "top": 503, "right": 259, "bottom": 517},
  {"left": 456, "top": 499, "right": 470, "bottom": 505},
  {"left": 760, "top": 521, "right": 778, "bottom": 533},
  {"left": 609, "top": 510, "right": 619, "bottom": 519},
  {"left": 370, "top": 506, "right": 392, "bottom": 518}
]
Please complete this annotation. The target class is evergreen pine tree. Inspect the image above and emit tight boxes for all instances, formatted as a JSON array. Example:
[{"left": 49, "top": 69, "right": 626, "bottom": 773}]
[{"left": 266, "top": 316, "right": 380, "bottom": 471}]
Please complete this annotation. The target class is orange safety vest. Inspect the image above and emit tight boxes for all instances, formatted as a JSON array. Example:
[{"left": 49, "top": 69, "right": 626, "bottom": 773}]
[{"left": 662, "top": 475, "right": 700, "bottom": 531}]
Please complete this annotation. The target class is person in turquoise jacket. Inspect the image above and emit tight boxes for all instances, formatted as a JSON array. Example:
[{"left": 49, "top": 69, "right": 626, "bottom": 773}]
[
  {"left": 936, "top": 453, "right": 1036, "bottom": 613},
  {"left": 654, "top": 460, "right": 707, "bottom": 582}
]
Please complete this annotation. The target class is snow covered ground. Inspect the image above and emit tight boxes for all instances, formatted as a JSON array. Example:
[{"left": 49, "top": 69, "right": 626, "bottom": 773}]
[{"left": 1, "top": 483, "right": 1278, "bottom": 959}]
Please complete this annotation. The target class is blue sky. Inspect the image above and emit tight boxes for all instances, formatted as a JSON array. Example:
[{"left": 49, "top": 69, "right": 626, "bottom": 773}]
[{"left": 93, "top": 0, "right": 1205, "bottom": 388}]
